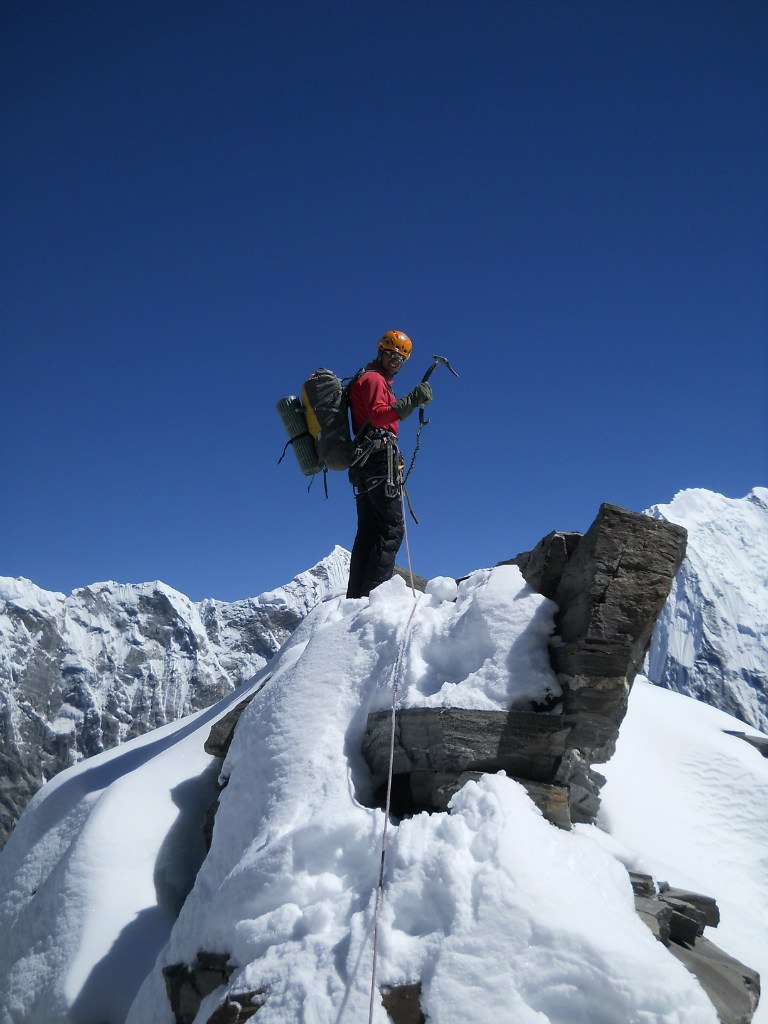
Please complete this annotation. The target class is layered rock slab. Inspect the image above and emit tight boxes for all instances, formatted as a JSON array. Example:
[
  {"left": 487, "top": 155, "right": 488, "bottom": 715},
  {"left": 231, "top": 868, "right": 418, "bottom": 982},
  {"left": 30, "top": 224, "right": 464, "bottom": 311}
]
[{"left": 364, "top": 503, "right": 687, "bottom": 827}]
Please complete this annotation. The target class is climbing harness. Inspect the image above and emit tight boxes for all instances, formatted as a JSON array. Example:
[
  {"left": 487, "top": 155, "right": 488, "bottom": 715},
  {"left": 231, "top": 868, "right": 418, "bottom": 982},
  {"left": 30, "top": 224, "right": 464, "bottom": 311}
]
[
  {"left": 349, "top": 429, "right": 422, "bottom": 527},
  {"left": 385, "top": 434, "right": 401, "bottom": 499},
  {"left": 367, "top": 504, "right": 419, "bottom": 1023}
]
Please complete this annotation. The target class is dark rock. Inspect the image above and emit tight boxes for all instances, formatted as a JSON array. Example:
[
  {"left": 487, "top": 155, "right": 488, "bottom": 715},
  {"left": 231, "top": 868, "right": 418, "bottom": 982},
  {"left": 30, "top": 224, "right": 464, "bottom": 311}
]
[
  {"left": 628, "top": 872, "right": 657, "bottom": 898},
  {"left": 634, "top": 896, "right": 673, "bottom": 946},
  {"left": 659, "top": 886, "right": 720, "bottom": 929},
  {"left": 163, "top": 953, "right": 235, "bottom": 1024},
  {"left": 517, "top": 778, "right": 572, "bottom": 829},
  {"left": 163, "top": 963, "right": 202, "bottom": 1024},
  {"left": 556, "top": 672, "right": 631, "bottom": 765},
  {"left": 669, "top": 936, "right": 760, "bottom": 1024},
  {"left": 503, "top": 504, "right": 688, "bottom": 820},
  {"left": 632, "top": 881, "right": 758, "bottom": 1022},
  {"left": 551, "top": 506, "right": 686, "bottom": 766},
  {"left": 665, "top": 900, "right": 707, "bottom": 946},
  {"left": 362, "top": 708, "right": 571, "bottom": 786},
  {"left": 410, "top": 770, "right": 465, "bottom": 811},
  {"left": 508, "top": 531, "right": 583, "bottom": 600},
  {"left": 634, "top": 884, "right": 720, "bottom": 944},
  {"left": 195, "top": 952, "right": 234, "bottom": 997},
  {"left": 551, "top": 503, "right": 687, "bottom": 684},
  {"left": 205, "top": 696, "right": 257, "bottom": 758},
  {"left": 0, "top": 750, "right": 42, "bottom": 855},
  {"left": 381, "top": 982, "right": 426, "bottom": 1024}
]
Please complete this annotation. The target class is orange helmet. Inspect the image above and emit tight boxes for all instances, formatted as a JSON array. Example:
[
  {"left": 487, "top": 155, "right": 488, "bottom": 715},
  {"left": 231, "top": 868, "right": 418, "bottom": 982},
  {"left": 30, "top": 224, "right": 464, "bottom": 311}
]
[{"left": 378, "top": 330, "right": 412, "bottom": 360}]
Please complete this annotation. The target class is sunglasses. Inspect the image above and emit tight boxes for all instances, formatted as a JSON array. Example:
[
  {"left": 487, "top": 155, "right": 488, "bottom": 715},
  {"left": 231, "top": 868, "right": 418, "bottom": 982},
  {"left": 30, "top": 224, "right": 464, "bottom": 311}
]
[{"left": 382, "top": 350, "right": 405, "bottom": 364}]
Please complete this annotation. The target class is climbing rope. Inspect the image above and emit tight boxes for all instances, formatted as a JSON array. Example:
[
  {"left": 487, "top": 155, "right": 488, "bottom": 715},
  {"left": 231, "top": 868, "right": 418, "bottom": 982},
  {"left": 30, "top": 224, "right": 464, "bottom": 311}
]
[{"left": 366, "top": 487, "right": 420, "bottom": 1023}]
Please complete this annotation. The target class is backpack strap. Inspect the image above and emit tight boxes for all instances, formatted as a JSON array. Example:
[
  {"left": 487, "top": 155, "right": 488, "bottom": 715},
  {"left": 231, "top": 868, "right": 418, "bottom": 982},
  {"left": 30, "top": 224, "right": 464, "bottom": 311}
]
[
  {"left": 277, "top": 430, "right": 312, "bottom": 465},
  {"left": 342, "top": 367, "right": 372, "bottom": 447}
]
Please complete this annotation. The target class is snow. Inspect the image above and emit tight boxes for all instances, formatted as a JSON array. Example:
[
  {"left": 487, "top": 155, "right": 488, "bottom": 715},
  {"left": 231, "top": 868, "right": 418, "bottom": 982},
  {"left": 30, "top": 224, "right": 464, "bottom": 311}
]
[
  {"left": 0, "top": 577, "right": 67, "bottom": 612},
  {"left": 599, "top": 678, "right": 768, "bottom": 1014},
  {"left": 249, "top": 544, "right": 351, "bottom": 613},
  {"left": 645, "top": 487, "right": 768, "bottom": 731},
  {"left": 0, "top": 547, "right": 351, "bottom": 790},
  {"left": 0, "top": 682, "right": 255, "bottom": 1024},
  {"left": 3, "top": 562, "right": 760, "bottom": 1023}
]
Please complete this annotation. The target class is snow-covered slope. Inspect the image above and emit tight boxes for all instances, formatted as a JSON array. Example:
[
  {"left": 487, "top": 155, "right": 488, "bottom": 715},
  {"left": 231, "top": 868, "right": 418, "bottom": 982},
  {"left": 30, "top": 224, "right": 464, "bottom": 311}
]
[
  {"left": 3, "top": 568, "right": 762, "bottom": 1024},
  {"left": 0, "top": 547, "right": 350, "bottom": 846},
  {"left": 645, "top": 488, "right": 768, "bottom": 732},
  {"left": 599, "top": 679, "right": 768, "bottom": 999}
]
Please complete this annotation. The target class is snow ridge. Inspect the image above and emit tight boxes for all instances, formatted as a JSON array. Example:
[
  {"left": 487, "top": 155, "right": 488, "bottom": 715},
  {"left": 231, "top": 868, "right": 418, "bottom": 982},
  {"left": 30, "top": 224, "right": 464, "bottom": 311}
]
[{"left": 0, "top": 568, "right": 730, "bottom": 1024}]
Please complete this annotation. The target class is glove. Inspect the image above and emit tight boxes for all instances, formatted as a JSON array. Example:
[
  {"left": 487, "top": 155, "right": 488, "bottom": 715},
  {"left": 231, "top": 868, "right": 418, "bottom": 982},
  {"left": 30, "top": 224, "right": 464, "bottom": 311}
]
[{"left": 392, "top": 381, "right": 433, "bottom": 420}]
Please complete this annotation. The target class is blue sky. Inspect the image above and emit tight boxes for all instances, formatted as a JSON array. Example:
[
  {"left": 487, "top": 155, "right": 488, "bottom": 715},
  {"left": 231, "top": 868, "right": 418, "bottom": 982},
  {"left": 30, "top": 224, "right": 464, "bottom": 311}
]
[{"left": 2, "top": 1, "right": 766, "bottom": 601}]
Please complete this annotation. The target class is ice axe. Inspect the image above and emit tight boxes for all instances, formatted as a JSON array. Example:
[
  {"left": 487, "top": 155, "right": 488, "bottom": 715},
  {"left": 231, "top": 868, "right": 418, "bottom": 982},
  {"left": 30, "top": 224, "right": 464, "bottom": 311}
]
[
  {"left": 419, "top": 354, "right": 460, "bottom": 425},
  {"left": 401, "top": 354, "right": 460, "bottom": 502}
]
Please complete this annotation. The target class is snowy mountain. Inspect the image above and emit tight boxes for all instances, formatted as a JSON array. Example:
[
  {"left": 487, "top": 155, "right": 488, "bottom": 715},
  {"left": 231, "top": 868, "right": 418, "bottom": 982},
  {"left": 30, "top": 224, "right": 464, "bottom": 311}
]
[
  {"left": 0, "top": 561, "right": 765, "bottom": 1023},
  {"left": 0, "top": 490, "right": 766, "bottom": 1024},
  {"left": 645, "top": 488, "right": 768, "bottom": 732},
  {"left": 0, "top": 547, "right": 350, "bottom": 847}
]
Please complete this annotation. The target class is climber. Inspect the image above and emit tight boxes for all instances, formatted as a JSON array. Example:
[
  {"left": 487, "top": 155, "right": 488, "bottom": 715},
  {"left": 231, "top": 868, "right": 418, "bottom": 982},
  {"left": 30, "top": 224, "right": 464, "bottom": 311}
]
[{"left": 345, "top": 330, "right": 433, "bottom": 599}]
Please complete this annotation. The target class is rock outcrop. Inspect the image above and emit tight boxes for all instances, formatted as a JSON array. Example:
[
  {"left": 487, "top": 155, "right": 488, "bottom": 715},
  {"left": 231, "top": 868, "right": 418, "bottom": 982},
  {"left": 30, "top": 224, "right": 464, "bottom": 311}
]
[
  {"left": 515, "top": 503, "right": 688, "bottom": 761},
  {"left": 175, "top": 505, "right": 760, "bottom": 1024},
  {"left": 630, "top": 873, "right": 760, "bottom": 1024},
  {"left": 363, "top": 503, "right": 688, "bottom": 828},
  {"left": 516, "top": 503, "right": 688, "bottom": 821},
  {"left": 163, "top": 954, "right": 265, "bottom": 1023}
]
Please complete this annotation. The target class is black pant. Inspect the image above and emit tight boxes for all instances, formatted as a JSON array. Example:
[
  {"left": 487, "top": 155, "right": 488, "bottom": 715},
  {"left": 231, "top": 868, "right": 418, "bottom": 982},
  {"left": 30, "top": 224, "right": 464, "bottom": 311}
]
[{"left": 346, "top": 454, "right": 405, "bottom": 599}]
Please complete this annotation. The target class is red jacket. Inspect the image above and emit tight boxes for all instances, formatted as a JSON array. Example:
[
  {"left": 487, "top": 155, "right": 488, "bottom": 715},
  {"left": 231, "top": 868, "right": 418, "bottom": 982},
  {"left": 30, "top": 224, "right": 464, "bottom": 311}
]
[{"left": 349, "top": 365, "right": 400, "bottom": 436}]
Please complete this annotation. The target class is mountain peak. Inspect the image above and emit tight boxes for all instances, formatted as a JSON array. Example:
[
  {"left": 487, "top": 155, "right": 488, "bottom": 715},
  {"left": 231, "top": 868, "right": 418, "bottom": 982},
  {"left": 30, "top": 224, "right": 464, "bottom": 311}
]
[{"left": 645, "top": 486, "right": 768, "bottom": 731}]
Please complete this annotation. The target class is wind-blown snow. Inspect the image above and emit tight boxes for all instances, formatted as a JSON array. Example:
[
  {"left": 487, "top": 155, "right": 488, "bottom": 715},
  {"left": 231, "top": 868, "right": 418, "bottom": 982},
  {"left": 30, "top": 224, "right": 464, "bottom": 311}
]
[
  {"left": 645, "top": 487, "right": 768, "bottom": 731},
  {"left": 0, "top": 565, "right": 746, "bottom": 1024},
  {"left": 599, "top": 678, "right": 768, "bottom": 1020}
]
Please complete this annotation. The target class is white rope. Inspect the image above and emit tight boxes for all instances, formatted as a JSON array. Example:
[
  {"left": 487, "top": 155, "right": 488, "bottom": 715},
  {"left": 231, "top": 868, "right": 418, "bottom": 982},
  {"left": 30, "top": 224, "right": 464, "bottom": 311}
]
[
  {"left": 400, "top": 483, "right": 418, "bottom": 600},
  {"left": 367, "top": 487, "right": 419, "bottom": 1022}
]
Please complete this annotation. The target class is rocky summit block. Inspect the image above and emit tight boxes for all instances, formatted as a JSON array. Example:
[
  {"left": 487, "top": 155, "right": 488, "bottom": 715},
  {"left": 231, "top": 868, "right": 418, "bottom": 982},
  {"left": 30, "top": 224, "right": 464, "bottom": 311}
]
[
  {"left": 362, "top": 503, "right": 688, "bottom": 829},
  {"left": 515, "top": 503, "right": 687, "bottom": 764},
  {"left": 549, "top": 503, "right": 688, "bottom": 683}
]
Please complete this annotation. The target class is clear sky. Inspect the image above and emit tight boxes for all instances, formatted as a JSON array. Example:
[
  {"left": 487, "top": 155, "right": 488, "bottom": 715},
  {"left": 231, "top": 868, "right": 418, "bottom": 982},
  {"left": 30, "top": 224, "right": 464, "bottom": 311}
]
[{"left": 2, "top": 1, "right": 766, "bottom": 601}]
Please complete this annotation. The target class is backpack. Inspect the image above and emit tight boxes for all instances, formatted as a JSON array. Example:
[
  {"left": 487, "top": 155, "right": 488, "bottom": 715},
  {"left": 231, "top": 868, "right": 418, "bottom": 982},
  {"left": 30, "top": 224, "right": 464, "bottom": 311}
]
[
  {"left": 277, "top": 368, "right": 363, "bottom": 476},
  {"left": 302, "top": 368, "right": 361, "bottom": 470}
]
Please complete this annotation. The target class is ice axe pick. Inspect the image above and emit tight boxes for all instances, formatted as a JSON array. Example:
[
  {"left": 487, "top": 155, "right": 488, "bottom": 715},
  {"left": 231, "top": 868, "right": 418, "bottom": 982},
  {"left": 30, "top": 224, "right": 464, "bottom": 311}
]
[{"left": 419, "top": 354, "right": 460, "bottom": 425}]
